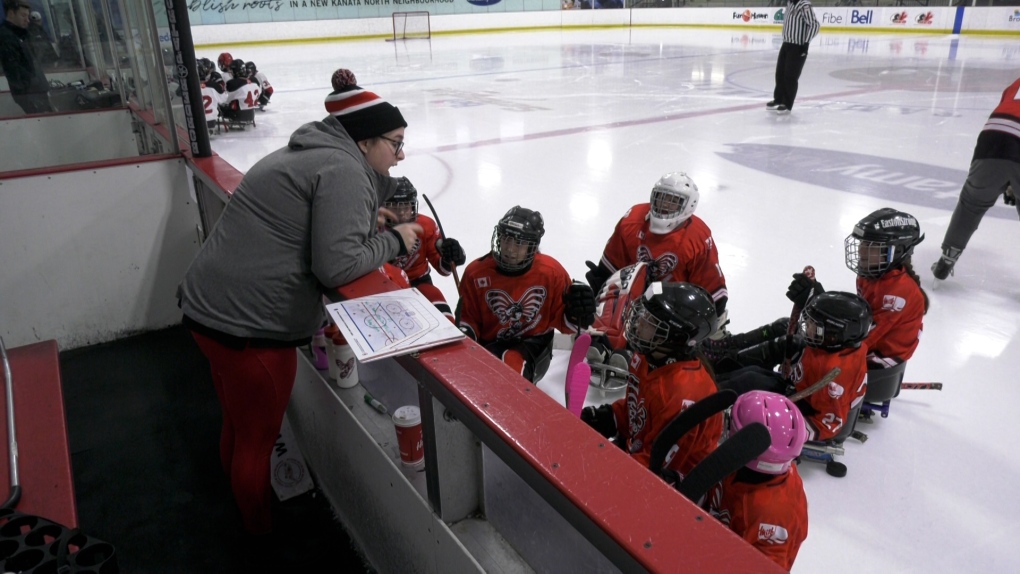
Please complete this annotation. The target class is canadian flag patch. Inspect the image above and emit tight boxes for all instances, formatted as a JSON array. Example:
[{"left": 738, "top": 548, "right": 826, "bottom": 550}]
[
  {"left": 476, "top": 276, "right": 489, "bottom": 288},
  {"left": 882, "top": 295, "right": 906, "bottom": 312},
  {"left": 757, "top": 523, "right": 789, "bottom": 545}
]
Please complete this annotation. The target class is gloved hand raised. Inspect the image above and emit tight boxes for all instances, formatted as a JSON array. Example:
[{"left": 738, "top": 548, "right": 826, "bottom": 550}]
[
  {"left": 564, "top": 281, "right": 596, "bottom": 330},
  {"left": 785, "top": 273, "right": 823, "bottom": 309},
  {"left": 437, "top": 237, "right": 467, "bottom": 267}
]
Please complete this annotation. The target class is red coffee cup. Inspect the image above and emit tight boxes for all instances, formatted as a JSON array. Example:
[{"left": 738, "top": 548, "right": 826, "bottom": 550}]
[{"left": 392, "top": 406, "right": 424, "bottom": 468}]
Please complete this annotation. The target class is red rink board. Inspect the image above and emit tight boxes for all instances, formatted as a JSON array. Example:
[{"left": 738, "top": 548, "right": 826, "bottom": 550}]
[{"left": 0, "top": 340, "right": 77, "bottom": 528}]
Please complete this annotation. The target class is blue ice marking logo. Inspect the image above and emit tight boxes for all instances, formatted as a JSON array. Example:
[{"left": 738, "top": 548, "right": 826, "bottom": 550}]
[
  {"left": 466, "top": 0, "right": 502, "bottom": 5},
  {"left": 715, "top": 144, "right": 1015, "bottom": 221}
]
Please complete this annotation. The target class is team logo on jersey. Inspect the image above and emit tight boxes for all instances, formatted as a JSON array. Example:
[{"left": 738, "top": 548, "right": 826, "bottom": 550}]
[
  {"left": 882, "top": 294, "right": 906, "bottom": 312},
  {"left": 757, "top": 523, "right": 790, "bottom": 545},
  {"left": 827, "top": 381, "right": 845, "bottom": 399},
  {"left": 627, "top": 393, "right": 648, "bottom": 442},
  {"left": 635, "top": 246, "right": 679, "bottom": 281},
  {"left": 475, "top": 276, "right": 489, "bottom": 288},
  {"left": 392, "top": 238, "right": 422, "bottom": 270},
  {"left": 486, "top": 286, "right": 546, "bottom": 340}
]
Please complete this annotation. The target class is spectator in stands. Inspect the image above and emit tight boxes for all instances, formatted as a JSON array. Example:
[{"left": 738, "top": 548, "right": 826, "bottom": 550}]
[
  {"left": 0, "top": 0, "right": 52, "bottom": 113},
  {"left": 27, "top": 10, "right": 57, "bottom": 68},
  {"left": 177, "top": 68, "right": 420, "bottom": 541}
]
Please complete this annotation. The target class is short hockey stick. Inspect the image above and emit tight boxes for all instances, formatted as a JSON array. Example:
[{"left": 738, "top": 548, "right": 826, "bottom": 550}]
[
  {"left": 900, "top": 382, "right": 943, "bottom": 391},
  {"left": 565, "top": 333, "right": 591, "bottom": 417},
  {"left": 421, "top": 193, "right": 462, "bottom": 295},
  {"left": 781, "top": 266, "right": 815, "bottom": 378},
  {"left": 677, "top": 422, "right": 771, "bottom": 504},
  {"left": 788, "top": 366, "right": 841, "bottom": 403},
  {"left": 648, "top": 390, "right": 737, "bottom": 477}
]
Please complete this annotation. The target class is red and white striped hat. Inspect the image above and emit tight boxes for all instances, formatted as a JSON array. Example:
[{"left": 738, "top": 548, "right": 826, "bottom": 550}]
[{"left": 324, "top": 69, "right": 406, "bottom": 142}]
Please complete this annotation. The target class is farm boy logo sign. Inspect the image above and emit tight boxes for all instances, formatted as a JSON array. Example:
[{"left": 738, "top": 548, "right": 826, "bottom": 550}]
[{"left": 733, "top": 9, "right": 770, "bottom": 22}]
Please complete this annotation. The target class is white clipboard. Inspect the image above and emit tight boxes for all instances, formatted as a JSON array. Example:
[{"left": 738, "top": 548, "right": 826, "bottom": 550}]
[{"left": 326, "top": 288, "right": 466, "bottom": 363}]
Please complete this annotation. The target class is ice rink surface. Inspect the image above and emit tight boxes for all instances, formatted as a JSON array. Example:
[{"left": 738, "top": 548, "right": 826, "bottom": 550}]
[{"left": 203, "top": 28, "right": 1020, "bottom": 573}]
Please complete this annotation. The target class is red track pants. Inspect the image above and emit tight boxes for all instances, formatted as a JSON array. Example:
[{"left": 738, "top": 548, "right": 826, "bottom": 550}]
[{"left": 190, "top": 330, "right": 296, "bottom": 535}]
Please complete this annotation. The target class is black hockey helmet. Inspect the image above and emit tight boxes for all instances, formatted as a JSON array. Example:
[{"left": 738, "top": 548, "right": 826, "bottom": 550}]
[
  {"left": 245, "top": 61, "right": 258, "bottom": 75},
  {"left": 491, "top": 205, "right": 545, "bottom": 274},
  {"left": 799, "top": 292, "right": 872, "bottom": 351},
  {"left": 229, "top": 59, "right": 247, "bottom": 78},
  {"left": 624, "top": 282, "right": 718, "bottom": 358},
  {"left": 384, "top": 177, "right": 418, "bottom": 225},
  {"left": 844, "top": 208, "right": 924, "bottom": 278},
  {"left": 197, "top": 58, "right": 214, "bottom": 79}
]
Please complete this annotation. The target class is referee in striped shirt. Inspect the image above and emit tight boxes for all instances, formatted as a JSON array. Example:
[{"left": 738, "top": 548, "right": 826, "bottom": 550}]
[{"left": 767, "top": 0, "right": 820, "bottom": 114}]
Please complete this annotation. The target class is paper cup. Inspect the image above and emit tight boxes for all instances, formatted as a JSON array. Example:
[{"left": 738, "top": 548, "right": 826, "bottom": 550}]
[{"left": 392, "top": 406, "right": 424, "bottom": 467}]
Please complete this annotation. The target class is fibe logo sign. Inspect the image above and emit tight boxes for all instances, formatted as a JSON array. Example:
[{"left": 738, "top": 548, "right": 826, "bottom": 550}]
[
  {"left": 850, "top": 9, "right": 873, "bottom": 24},
  {"left": 820, "top": 12, "right": 842, "bottom": 24}
]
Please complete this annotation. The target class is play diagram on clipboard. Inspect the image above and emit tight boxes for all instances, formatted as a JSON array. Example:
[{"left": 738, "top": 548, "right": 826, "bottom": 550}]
[{"left": 326, "top": 288, "right": 465, "bottom": 363}]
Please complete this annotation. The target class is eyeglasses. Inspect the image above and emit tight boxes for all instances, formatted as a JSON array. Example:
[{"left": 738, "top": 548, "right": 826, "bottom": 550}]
[{"left": 379, "top": 135, "right": 404, "bottom": 156}]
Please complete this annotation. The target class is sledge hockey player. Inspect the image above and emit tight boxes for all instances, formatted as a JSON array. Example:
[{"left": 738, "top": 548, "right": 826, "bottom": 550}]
[
  {"left": 456, "top": 206, "right": 595, "bottom": 383},
  {"left": 712, "top": 290, "right": 872, "bottom": 442},
  {"left": 385, "top": 177, "right": 466, "bottom": 321},
  {"left": 197, "top": 58, "right": 224, "bottom": 129},
  {"left": 844, "top": 208, "right": 928, "bottom": 371},
  {"left": 217, "top": 52, "right": 234, "bottom": 82},
  {"left": 706, "top": 391, "right": 809, "bottom": 571},
  {"left": 583, "top": 172, "right": 728, "bottom": 376},
  {"left": 583, "top": 171, "right": 728, "bottom": 326},
  {"left": 244, "top": 61, "right": 273, "bottom": 109},
  {"left": 219, "top": 59, "right": 259, "bottom": 125},
  {"left": 581, "top": 282, "right": 722, "bottom": 479}
]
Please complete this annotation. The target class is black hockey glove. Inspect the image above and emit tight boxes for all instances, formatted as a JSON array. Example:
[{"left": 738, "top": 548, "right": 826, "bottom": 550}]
[
  {"left": 785, "top": 273, "right": 824, "bottom": 309},
  {"left": 581, "top": 404, "right": 617, "bottom": 439},
  {"left": 564, "top": 281, "right": 596, "bottom": 330},
  {"left": 437, "top": 237, "right": 467, "bottom": 267},
  {"left": 1003, "top": 185, "right": 1016, "bottom": 207},
  {"left": 584, "top": 260, "right": 612, "bottom": 295}
]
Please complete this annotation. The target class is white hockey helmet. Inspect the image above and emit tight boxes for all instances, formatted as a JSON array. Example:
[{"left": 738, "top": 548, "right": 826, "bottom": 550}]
[{"left": 648, "top": 172, "right": 699, "bottom": 235}]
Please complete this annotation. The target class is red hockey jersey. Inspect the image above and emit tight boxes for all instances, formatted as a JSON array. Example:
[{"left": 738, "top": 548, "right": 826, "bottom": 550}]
[
  {"left": 857, "top": 269, "right": 924, "bottom": 367},
  {"left": 708, "top": 466, "right": 809, "bottom": 571},
  {"left": 391, "top": 215, "right": 451, "bottom": 283},
  {"left": 791, "top": 345, "right": 868, "bottom": 441},
  {"left": 457, "top": 253, "right": 575, "bottom": 343},
  {"left": 600, "top": 205, "right": 727, "bottom": 306},
  {"left": 610, "top": 354, "right": 722, "bottom": 479}
]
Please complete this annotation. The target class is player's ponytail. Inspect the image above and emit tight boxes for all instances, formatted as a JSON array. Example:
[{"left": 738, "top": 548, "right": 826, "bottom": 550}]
[{"left": 901, "top": 258, "right": 929, "bottom": 314}]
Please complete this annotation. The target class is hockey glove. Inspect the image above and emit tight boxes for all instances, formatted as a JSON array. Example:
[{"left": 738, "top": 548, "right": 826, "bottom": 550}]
[
  {"left": 785, "top": 273, "right": 824, "bottom": 309},
  {"left": 581, "top": 404, "right": 618, "bottom": 439},
  {"left": 437, "top": 237, "right": 467, "bottom": 267},
  {"left": 584, "top": 260, "right": 613, "bottom": 295},
  {"left": 564, "top": 281, "right": 596, "bottom": 330}
]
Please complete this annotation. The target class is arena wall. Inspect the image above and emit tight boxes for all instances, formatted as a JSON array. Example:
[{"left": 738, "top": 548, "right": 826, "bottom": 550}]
[{"left": 189, "top": 6, "right": 1020, "bottom": 46}]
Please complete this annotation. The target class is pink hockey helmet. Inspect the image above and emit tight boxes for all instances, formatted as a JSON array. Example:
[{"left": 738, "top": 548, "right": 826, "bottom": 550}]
[{"left": 730, "top": 391, "right": 807, "bottom": 475}]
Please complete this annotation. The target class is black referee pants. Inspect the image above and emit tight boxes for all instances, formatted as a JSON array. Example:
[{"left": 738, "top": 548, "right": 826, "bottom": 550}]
[{"left": 773, "top": 42, "right": 809, "bottom": 110}]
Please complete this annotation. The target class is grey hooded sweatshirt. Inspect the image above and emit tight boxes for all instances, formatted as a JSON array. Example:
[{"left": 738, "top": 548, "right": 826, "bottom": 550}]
[{"left": 178, "top": 115, "right": 401, "bottom": 342}]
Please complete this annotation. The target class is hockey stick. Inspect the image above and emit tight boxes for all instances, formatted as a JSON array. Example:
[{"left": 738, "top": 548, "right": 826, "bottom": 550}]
[
  {"left": 0, "top": 338, "right": 22, "bottom": 510},
  {"left": 788, "top": 366, "right": 841, "bottom": 403},
  {"left": 565, "top": 333, "right": 592, "bottom": 417},
  {"left": 781, "top": 265, "right": 815, "bottom": 378},
  {"left": 421, "top": 193, "right": 461, "bottom": 295},
  {"left": 648, "top": 390, "right": 737, "bottom": 477},
  {"left": 677, "top": 422, "right": 771, "bottom": 504},
  {"left": 900, "top": 382, "right": 943, "bottom": 391}
]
